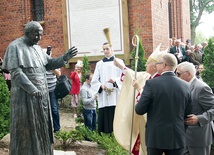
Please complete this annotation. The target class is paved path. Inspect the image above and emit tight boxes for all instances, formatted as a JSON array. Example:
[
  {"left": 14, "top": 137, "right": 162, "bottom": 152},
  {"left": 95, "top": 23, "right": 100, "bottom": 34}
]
[
  {"left": 54, "top": 109, "right": 76, "bottom": 155},
  {"left": 59, "top": 109, "right": 76, "bottom": 131}
]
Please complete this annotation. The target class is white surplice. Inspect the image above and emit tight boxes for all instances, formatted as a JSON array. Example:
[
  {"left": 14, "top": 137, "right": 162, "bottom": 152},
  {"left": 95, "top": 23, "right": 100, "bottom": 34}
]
[{"left": 91, "top": 58, "right": 124, "bottom": 108}]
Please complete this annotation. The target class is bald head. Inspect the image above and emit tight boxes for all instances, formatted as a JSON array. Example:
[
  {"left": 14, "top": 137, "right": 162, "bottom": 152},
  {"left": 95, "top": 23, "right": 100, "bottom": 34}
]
[
  {"left": 156, "top": 53, "right": 178, "bottom": 74},
  {"left": 162, "top": 53, "right": 177, "bottom": 69},
  {"left": 24, "top": 21, "right": 43, "bottom": 36},
  {"left": 24, "top": 21, "right": 43, "bottom": 46}
]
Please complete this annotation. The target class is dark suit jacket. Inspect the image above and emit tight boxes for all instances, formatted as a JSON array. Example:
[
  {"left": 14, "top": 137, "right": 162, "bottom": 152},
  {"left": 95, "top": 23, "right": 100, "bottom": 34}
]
[
  {"left": 170, "top": 46, "right": 187, "bottom": 62},
  {"left": 189, "top": 51, "right": 203, "bottom": 65},
  {"left": 135, "top": 72, "right": 192, "bottom": 149},
  {"left": 186, "top": 78, "right": 214, "bottom": 147}
]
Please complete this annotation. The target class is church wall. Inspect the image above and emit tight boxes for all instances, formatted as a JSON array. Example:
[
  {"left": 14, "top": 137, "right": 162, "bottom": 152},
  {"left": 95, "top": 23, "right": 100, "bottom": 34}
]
[
  {"left": 151, "top": 0, "right": 169, "bottom": 54},
  {"left": 168, "top": 0, "right": 191, "bottom": 42},
  {"left": 128, "top": 0, "right": 153, "bottom": 58},
  {"left": 0, "top": 0, "right": 25, "bottom": 57},
  {"left": 0, "top": 0, "right": 64, "bottom": 59},
  {"left": 181, "top": 0, "right": 191, "bottom": 42},
  {"left": 0, "top": 0, "right": 190, "bottom": 75}
]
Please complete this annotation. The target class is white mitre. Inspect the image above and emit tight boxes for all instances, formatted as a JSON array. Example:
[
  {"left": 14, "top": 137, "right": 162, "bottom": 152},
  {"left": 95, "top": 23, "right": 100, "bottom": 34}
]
[{"left": 148, "top": 44, "right": 168, "bottom": 62}]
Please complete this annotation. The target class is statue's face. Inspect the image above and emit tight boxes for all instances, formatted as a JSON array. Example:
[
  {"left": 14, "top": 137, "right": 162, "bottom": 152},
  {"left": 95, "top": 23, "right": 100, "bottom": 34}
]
[{"left": 26, "top": 27, "right": 43, "bottom": 46}]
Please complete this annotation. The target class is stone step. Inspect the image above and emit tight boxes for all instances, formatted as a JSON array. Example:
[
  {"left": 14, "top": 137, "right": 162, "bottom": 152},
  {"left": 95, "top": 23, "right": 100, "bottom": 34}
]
[{"left": 54, "top": 150, "right": 76, "bottom": 155}]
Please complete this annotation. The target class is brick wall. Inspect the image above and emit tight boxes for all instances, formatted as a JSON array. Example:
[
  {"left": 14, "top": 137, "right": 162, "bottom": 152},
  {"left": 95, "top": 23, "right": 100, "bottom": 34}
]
[
  {"left": 0, "top": 0, "right": 190, "bottom": 76},
  {"left": 181, "top": 0, "right": 191, "bottom": 42},
  {"left": 42, "top": 0, "right": 65, "bottom": 58},
  {"left": 0, "top": 0, "right": 25, "bottom": 57},
  {"left": 151, "top": 0, "right": 169, "bottom": 53},
  {"left": 128, "top": 0, "right": 153, "bottom": 58},
  {"left": 0, "top": 0, "right": 64, "bottom": 58},
  {"left": 168, "top": 0, "right": 190, "bottom": 42}
]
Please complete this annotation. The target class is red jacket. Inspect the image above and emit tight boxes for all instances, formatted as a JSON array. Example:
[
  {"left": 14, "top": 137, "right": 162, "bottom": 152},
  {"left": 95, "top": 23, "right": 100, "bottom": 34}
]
[{"left": 69, "top": 71, "right": 81, "bottom": 94}]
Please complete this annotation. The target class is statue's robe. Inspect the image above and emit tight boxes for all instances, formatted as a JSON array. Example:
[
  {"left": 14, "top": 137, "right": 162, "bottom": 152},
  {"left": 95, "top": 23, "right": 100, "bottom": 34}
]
[{"left": 2, "top": 37, "right": 65, "bottom": 155}]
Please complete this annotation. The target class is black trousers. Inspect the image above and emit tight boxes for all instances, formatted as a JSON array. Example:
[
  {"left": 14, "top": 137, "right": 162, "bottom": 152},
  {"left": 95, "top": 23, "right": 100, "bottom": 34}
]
[
  {"left": 98, "top": 106, "right": 115, "bottom": 134},
  {"left": 147, "top": 147, "right": 185, "bottom": 155}
]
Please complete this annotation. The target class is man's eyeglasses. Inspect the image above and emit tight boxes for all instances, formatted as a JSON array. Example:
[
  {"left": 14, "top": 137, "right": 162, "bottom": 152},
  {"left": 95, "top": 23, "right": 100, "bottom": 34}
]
[
  {"left": 155, "top": 62, "right": 164, "bottom": 65},
  {"left": 176, "top": 72, "right": 182, "bottom": 77},
  {"left": 176, "top": 71, "right": 188, "bottom": 77},
  {"left": 155, "top": 61, "right": 174, "bottom": 66}
]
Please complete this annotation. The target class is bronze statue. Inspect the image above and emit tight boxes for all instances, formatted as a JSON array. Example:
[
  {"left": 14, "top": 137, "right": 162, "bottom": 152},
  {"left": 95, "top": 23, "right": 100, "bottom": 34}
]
[{"left": 2, "top": 21, "right": 77, "bottom": 155}]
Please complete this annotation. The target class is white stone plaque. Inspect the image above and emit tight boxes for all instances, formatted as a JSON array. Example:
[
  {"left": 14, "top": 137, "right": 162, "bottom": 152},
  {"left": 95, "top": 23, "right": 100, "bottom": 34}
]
[{"left": 66, "top": 0, "right": 124, "bottom": 57}]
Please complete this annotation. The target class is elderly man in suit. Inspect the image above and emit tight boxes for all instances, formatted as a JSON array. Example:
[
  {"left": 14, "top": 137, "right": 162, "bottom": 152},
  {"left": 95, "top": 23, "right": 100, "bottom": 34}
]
[
  {"left": 170, "top": 39, "right": 187, "bottom": 63},
  {"left": 176, "top": 61, "right": 214, "bottom": 155},
  {"left": 135, "top": 53, "right": 192, "bottom": 155},
  {"left": 189, "top": 44, "right": 203, "bottom": 66}
]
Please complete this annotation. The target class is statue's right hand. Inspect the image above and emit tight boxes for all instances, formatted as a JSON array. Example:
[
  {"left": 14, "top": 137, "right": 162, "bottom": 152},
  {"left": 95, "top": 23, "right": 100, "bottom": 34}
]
[{"left": 32, "top": 90, "right": 42, "bottom": 97}]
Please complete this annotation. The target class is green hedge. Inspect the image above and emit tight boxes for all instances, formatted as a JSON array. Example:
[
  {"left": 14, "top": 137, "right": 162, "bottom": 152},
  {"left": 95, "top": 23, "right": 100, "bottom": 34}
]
[
  {"left": 0, "top": 72, "right": 10, "bottom": 139},
  {"left": 202, "top": 37, "right": 214, "bottom": 90}
]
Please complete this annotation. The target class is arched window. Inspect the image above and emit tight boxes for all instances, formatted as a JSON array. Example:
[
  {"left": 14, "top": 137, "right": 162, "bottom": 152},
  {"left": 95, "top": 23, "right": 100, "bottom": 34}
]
[{"left": 32, "top": 0, "right": 44, "bottom": 21}]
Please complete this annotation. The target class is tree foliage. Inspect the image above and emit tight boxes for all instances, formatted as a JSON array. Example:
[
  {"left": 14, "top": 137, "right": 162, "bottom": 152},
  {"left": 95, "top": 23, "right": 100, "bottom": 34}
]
[
  {"left": 81, "top": 55, "right": 91, "bottom": 83},
  {"left": 190, "top": 0, "right": 214, "bottom": 44},
  {"left": 201, "top": 37, "right": 214, "bottom": 89},
  {"left": 195, "top": 30, "right": 207, "bottom": 44},
  {"left": 0, "top": 72, "right": 10, "bottom": 139},
  {"left": 131, "top": 39, "right": 147, "bottom": 71}
]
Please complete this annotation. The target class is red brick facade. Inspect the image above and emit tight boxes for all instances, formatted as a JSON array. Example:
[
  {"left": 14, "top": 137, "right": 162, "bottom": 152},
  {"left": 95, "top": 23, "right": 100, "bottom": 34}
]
[
  {"left": 0, "top": 0, "right": 190, "bottom": 75},
  {"left": 168, "top": 0, "right": 191, "bottom": 41}
]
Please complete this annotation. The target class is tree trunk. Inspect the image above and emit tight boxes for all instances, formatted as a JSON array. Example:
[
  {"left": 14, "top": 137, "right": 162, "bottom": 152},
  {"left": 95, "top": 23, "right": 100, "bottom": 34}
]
[{"left": 191, "top": 25, "right": 196, "bottom": 44}]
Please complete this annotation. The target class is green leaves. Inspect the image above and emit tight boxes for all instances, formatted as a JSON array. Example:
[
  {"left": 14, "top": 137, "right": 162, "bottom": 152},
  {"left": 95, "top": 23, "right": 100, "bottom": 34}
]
[
  {"left": 202, "top": 37, "right": 214, "bottom": 89},
  {"left": 54, "top": 129, "right": 84, "bottom": 149},
  {"left": 54, "top": 125, "right": 129, "bottom": 154},
  {"left": 190, "top": 0, "right": 214, "bottom": 43},
  {"left": 131, "top": 39, "right": 147, "bottom": 72},
  {"left": 0, "top": 73, "right": 10, "bottom": 139},
  {"left": 81, "top": 55, "right": 91, "bottom": 83}
]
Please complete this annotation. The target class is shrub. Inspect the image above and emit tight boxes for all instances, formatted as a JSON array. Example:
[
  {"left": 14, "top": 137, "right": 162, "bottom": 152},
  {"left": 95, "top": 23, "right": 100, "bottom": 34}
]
[
  {"left": 81, "top": 55, "right": 91, "bottom": 83},
  {"left": 54, "top": 129, "right": 84, "bottom": 149},
  {"left": 131, "top": 38, "right": 147, "bottom": 71},
  {"left": 0, "top": 72, "right": 10, "bottom": 139},
  {"left": 75, "top": 125, "right": 128, "bottom": 155},
  {"left": 54, "top": 125, "right": 128, "bottom": 154},
  {"left": 201, "top": 37, "right": 214, "bottom": 90}
]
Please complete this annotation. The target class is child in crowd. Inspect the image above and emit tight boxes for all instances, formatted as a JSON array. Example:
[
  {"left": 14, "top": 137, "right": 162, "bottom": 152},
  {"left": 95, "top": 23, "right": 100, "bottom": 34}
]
[{"left": 80, "top": 73, "right": 97, "bottom": 130}]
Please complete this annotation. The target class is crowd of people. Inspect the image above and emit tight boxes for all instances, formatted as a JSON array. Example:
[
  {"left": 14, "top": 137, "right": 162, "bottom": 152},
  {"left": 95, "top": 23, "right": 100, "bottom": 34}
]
[
  {"left": 70, "top": 37, "right": 212, "bottom": 155},
  {"left": 169, "top": 38, "right": 206, "bottom": 81},
  {"left": 0, "top": 20, "right": 213, "bottom": 155}
]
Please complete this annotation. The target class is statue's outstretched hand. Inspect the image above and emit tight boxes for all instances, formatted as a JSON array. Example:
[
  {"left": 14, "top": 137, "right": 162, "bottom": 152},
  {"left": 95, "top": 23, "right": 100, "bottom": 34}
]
[{"left": 63, "top": 46, "right": 78, "bottom": 61}]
